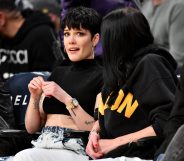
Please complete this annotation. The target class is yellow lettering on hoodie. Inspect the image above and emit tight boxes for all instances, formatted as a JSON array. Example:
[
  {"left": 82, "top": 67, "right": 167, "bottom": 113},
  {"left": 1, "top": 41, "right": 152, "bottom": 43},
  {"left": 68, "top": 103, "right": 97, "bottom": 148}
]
[
  {"left": 99, "top": 95, "right": 110, "bottom": 115},
  {"left": 117, "top": 92, "right": 138, "bottom": 118},
  {"left": 111, "top": 89, "right": 124, "bottom": 110}
]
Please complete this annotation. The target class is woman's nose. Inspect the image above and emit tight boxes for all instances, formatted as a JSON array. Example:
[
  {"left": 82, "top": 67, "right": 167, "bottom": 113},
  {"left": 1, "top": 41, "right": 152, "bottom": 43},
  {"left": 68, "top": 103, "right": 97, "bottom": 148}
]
[{"left": 68, "top": 35, "right": 76, "bottom": 44}]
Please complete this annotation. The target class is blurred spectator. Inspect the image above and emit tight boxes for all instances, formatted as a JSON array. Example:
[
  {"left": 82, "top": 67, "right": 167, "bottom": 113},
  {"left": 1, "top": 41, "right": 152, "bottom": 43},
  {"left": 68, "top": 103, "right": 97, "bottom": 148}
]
[
  {"left": 61, "top": 0, "right": 141, "bottom": 56},
  {"left": 15, "top": 0, "right": 33, "bottom": 10},
  {"left": 31, "top": 0, "right": 61, "bottom": 33},
  {"left": 30, "top": 0, "right": 66, "bottom": 65},
  {"left": 0, "top": 0, "right": 57, "bottom": 81},
  {"left": 142, "top": 0, "right": 184, "bottom": 70},
  {"left": 61, "top": 0, "right": 141, "bottom": 19}
]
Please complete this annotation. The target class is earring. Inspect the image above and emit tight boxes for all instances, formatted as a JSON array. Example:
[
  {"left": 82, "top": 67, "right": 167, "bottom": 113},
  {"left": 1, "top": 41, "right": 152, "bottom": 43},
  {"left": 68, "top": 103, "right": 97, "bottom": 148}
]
[{"left": 91, "top": 46, "right": 95, "bottom": 56}]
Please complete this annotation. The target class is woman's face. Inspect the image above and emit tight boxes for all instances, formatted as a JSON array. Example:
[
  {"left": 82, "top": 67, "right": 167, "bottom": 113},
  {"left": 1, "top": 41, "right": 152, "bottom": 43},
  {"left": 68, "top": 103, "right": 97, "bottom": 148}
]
[{"left": 64, "top": 27, "right": 98, "bottom": 62}]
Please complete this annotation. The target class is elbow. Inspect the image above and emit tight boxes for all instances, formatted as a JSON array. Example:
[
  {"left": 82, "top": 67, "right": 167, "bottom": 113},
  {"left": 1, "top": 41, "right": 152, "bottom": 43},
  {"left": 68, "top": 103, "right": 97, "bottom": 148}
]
[
  {"left": 26, "top": 129, "right": 35, "bottom": 134},
  {"left": 26, "top": 126, "right": 36, "bottom": 134},
  {"left": 25, "top": 124, "right": 40, "bottom": 134}
]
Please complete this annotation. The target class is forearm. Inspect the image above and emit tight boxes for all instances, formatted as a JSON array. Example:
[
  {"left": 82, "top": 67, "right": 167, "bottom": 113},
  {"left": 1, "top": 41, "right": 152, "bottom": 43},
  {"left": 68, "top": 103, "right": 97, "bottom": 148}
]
[
  {"left": 49, "top": 86, "right": 98, "bottom": 131},
  {"left": 25, "top": 96, "right": 42, "bottom": 134},
  {"left": 63, "top": 94, "right": 101, "bottom": 131},
  {"left": 67, "top": 105, "right": 95, "bottom": 131},
  {"left": 115, "top": 126, "right": 156, "bottom": 147}
]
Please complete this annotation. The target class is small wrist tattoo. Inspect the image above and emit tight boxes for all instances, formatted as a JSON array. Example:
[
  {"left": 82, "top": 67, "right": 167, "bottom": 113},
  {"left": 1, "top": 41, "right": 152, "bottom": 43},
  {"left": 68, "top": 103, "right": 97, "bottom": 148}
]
[{"left": 85, "top": 120, "right": 95, "bottom": 125}]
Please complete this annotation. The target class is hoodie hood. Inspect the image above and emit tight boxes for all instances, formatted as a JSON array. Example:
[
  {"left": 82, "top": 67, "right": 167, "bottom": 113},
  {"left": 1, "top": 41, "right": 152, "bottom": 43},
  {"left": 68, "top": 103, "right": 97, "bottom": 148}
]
[
  {"left": 134, "top": 44, "right": 177, "bottom": 70},
  {"left": 12, "top": 9, "right": 54, "bottom": 44}
]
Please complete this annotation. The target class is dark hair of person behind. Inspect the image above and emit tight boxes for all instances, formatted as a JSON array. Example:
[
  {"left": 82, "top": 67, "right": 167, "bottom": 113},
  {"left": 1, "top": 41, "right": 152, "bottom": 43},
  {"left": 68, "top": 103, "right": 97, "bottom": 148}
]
[
  {"left": 61, "top": 6, "right": 102, "bottom": 37},
  {"left": 0, "top": 0, "right": 18, "bottom": 11},
  {"left": 101, "top": 7, "right": 154, "bottom": 92}
]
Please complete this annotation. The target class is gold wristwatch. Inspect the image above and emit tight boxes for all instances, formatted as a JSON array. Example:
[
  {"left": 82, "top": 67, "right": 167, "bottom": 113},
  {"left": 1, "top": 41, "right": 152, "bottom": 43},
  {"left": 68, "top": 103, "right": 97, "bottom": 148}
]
[{"left": 66, "top": 98, "right": 79, "bottom": 110}]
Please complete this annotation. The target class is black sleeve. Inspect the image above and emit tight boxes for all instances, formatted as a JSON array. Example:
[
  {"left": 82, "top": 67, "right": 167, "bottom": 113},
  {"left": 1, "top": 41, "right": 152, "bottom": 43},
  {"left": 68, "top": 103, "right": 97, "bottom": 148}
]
[
  {"left": 155, "top": 65, "right": 184, "bottom": 157},
  {"left": 135, "top": 55, "right": 178, "bottom": 137},
  {"left": 164, "top": 65, "right": 184, "bottom": 136},
  {"left": 143, "top": 78, "right": 176, "bottom": 136}
]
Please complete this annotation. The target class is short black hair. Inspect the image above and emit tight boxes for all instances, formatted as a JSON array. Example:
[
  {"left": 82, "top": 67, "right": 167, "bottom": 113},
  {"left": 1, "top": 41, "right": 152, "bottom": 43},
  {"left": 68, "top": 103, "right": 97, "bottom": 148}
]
[
  {"left": 61, "top": 6, "right": 101, "bottom": 37},
  {"left": 0, "top": 0, "right": 17, "bottom": 11}
]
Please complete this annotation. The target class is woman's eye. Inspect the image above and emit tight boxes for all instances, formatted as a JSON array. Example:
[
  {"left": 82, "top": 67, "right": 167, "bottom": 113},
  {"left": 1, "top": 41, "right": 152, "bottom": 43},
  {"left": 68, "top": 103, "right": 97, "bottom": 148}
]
[
  {"left": 77, "top": 32, "right": 85, "bottom": 36},
  {"left": 64, "top": 32, "right": 69, "bottom": 37}
]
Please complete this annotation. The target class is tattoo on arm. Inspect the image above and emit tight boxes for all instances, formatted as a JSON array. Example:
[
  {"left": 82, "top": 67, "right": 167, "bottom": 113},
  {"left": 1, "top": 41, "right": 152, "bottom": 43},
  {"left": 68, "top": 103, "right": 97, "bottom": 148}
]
[
  {"left": 33, "top": 99, "right": 40, "bottom": 110},
  {"left": 85, "top": 120, "right": 95, "bottom": 125}
]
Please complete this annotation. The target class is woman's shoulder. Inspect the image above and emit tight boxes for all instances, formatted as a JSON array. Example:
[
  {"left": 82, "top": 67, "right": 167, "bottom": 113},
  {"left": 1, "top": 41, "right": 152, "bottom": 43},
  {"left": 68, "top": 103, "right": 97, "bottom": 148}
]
[
  {"left": 127, "top": 46, "right": 177, "bottom": 88},
  {"left": 135, "top": 45, "right": 177, "bottom": 71}
]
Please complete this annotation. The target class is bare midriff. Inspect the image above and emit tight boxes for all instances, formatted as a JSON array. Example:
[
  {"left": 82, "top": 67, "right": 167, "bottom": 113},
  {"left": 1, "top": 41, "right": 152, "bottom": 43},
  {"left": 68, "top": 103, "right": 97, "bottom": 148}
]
[{"left": 45, "top": 114, "right": 79, "bottom": 130}]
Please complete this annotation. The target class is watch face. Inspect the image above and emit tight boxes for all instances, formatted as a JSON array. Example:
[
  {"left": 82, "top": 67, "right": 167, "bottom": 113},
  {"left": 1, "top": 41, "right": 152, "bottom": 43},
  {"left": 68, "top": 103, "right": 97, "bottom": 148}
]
[{"left": 73, "top": 98, "right": 79, "bottom": 106}]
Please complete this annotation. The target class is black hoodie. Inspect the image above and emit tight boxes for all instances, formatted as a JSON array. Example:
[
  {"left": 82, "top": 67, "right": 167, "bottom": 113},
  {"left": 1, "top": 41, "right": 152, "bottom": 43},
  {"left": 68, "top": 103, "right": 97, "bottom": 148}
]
[
  {"left": 0, "top": 9, "right": 57, "bottom": 80},
  {"left": 98, "top": 44, "right": 178, "bottom": 159},
  {"left": 154, "top": 64, "right": 184, "bottom": 159}
]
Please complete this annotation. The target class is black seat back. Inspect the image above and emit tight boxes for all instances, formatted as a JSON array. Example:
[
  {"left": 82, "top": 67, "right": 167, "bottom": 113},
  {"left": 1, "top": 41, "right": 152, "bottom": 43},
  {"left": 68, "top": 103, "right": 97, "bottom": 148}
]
[{"left": 5, "top": 72, "right": 50, "bottom": 129}]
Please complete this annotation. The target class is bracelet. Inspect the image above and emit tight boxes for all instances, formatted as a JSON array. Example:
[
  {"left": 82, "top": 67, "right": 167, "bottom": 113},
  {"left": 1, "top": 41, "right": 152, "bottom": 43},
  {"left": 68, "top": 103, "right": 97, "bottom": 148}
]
[
  {"left": 91, "top": 129, "right": 99, "bottom": 134},
  {"left": 88, "top": 129, "right": 100, "bottom": 139}
]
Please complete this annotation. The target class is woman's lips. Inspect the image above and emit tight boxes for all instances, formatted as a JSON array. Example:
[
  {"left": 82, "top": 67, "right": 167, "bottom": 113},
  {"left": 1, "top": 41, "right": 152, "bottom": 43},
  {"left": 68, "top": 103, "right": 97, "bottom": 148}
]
[{"left": 68, "top": 48, "right": 80, "bottom": 54}]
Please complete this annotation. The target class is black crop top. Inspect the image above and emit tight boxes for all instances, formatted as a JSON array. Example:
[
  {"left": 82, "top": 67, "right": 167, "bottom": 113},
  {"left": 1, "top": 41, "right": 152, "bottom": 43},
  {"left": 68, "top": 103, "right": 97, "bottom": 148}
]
[{"left": 43, "top": 59, "right": 103, "bottom": 116}]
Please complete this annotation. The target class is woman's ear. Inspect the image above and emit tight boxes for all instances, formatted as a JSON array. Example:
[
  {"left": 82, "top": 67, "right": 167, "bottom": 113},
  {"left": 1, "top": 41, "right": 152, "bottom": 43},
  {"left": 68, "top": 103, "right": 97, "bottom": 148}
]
[{"left": 92, "top": 33, "right": 100, "bottom": 47}]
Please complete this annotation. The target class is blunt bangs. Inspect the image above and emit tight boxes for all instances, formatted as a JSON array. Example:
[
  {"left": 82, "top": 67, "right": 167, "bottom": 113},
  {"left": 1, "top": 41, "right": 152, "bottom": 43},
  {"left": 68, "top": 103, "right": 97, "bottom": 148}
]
[{"left": 61, "top": 6, "right": 101, "bottom": 36}]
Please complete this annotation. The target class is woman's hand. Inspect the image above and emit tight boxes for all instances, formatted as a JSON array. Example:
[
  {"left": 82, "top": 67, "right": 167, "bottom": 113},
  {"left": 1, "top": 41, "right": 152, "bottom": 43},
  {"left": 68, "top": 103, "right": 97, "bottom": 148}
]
[
  {"left": 86, "top": 126, "right": 157, "bottom": 159},
  {"left": 86, "top": 135, "right": 120, "bottom": 159},
  {"left": 86, "top": 131, "right": 103, "bottom": 159},
  {"left": 97, "top": 138, "right": 121, "bottom": 155},
  {"left": 42, "top": 81, "right": 70, "bottom": 103},
  {"left": 28, "top": 76, "right": 44, "bottom": 99}
]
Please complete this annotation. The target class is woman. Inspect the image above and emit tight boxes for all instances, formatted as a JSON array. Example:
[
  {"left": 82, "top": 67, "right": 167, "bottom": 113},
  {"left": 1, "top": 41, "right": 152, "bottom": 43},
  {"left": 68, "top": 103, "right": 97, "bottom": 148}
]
[
  {"left": 13, "top": 6, "right": 103, "bottom": 161},
  {"left": 86, "top": 7, "right": 178, "bottom": 160}
]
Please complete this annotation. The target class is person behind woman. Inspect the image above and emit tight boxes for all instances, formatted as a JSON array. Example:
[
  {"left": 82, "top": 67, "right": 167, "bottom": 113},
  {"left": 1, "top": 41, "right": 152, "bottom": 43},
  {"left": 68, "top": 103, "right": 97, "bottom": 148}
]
[
  {"left": 86, "top": 7, "right": 178, "bottom": 160},
  {"left": 13, "top": 6, "right": 103, "bottom": 161}
]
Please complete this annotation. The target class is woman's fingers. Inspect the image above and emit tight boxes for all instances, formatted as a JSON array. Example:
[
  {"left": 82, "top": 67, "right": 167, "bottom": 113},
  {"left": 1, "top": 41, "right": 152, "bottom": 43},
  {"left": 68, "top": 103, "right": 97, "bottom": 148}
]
[
  {"left": 86, "top": 146, "right": 103, "bottom": 160},
  {"left": 29, "top": 76, "right": 44, "bottom": 89},
  {"left": 86, "top": 138, "right": 103, "bottom": 159}
]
